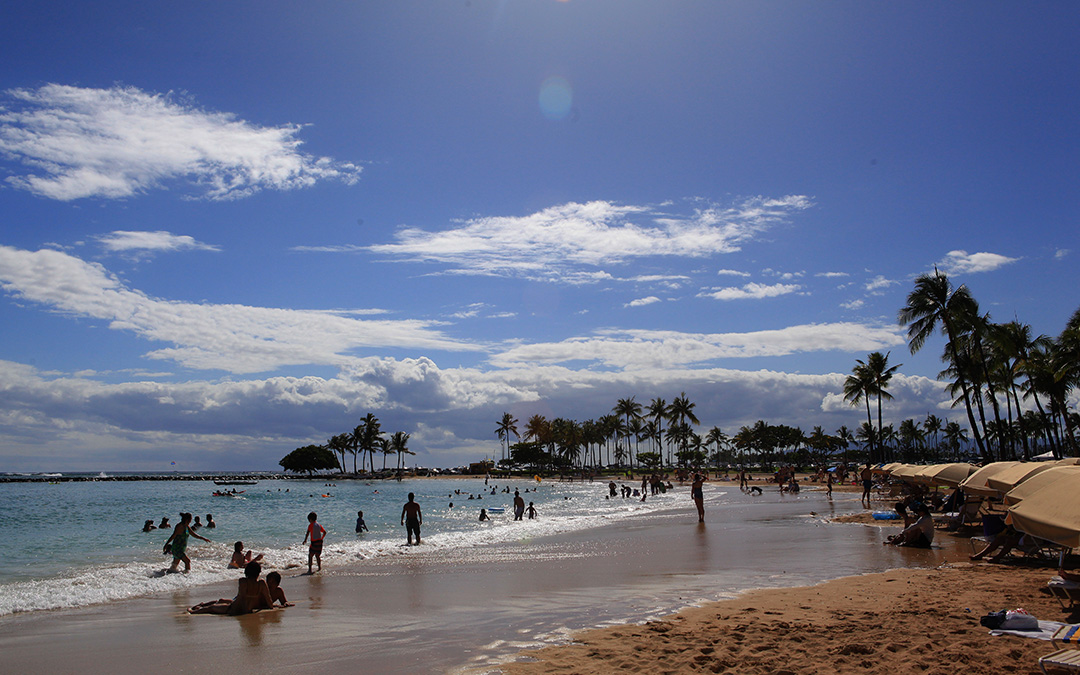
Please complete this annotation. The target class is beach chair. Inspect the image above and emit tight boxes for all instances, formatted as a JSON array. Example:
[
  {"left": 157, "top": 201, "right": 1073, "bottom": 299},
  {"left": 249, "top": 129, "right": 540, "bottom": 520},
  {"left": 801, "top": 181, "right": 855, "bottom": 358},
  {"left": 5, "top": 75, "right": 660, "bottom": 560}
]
[
  {"left": 937, "top": 498, "right": 984, "bottom": 530},
  {"left": 1049, "top": 578, "right": 1080, "bottom": 611},
  {"left": 1039, "top": 648, "right": 1080, "bottom": 674}
]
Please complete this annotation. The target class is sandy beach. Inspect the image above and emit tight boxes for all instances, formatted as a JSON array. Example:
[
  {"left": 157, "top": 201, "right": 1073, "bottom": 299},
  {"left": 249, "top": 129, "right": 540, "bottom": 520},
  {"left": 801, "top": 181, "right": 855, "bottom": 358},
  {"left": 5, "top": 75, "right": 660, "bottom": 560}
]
[{"left": 1, "top": 483, "right": 1073, "bottom": 674}]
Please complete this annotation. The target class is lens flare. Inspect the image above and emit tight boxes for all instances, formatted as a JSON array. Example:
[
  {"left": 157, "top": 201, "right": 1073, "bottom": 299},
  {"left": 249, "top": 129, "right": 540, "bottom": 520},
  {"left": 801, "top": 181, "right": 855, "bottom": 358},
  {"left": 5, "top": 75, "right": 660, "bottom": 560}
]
[{"left": 539, "top": 76, "right": 573, "bottom": 121}]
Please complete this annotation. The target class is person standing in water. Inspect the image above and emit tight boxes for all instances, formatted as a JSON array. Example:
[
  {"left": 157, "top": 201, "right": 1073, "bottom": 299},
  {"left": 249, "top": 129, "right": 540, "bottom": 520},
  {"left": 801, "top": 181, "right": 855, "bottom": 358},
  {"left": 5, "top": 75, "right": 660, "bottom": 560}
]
[
  {"left": 691, "top": 473, "right": 706, "bottom": 522},
  {"left": 401, "top": 493, "right": 422, "bottom": 545},
  {"left": 513, "top": 490, "right": 525, "bottom": 521},
  {"left": 860, "top": 463, "right": 873, "bottom": 508},
  {"left": 164, "top": 512, "right": 210, "bottom": 573},
  {"left": 303, "top": 512, "right": 326, "bottom": 573}
]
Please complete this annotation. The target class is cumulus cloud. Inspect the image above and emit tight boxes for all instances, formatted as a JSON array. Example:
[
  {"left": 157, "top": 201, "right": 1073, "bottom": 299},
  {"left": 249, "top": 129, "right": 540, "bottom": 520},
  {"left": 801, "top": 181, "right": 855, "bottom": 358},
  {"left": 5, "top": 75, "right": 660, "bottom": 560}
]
[
  {"left": 358, "top": 196, "right": 811, "bottom": 282},
  {"left": 840, "top": 299, "right": 865, "bottom": 310},
  {"left": 865, "top": 275, "right": 897, "bottom": 292},
  {"left": 937, "top": 250, "right": 1019, "bottom": 274},
  {"left": 96, "top": 230, "right": 220, "bottom": 255},
  {"left": 698, "top": 282, "right": 801, "bottom": 301},
  {"left": 490, "top": 323, "right": 905, "bottom": 369},
  {"left": 0, "top": 84, "right": 361, "bottom": 200},
  {"left": 0, "top": 246, "right": 474, "bottom": 374},
  {"left": 625, "top": 296, "right": 661, "bottom": 308}
]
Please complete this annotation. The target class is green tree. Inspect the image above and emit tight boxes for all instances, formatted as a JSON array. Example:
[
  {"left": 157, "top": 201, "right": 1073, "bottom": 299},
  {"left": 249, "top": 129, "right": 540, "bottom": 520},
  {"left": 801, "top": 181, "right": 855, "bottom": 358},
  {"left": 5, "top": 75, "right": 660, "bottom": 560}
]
[
  {"left": 280, "top": 445, "right": 339, "bottom": 475},
  {"left": 495, "top": 412, "right": 519, "bottom": 463}
]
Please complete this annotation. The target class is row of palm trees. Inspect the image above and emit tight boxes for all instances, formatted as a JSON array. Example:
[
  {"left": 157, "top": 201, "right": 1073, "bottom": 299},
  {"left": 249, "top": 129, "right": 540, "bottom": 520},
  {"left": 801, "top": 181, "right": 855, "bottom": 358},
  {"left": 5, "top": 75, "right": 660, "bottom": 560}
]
[
  {"left": 495, "top": 271, "right": 1078, "bottom": 472},
  {"left": 846, "top": 269, "right": 1079, "bottom": 463},
  {"left": 319, "top": 413, "right": 414, "bottom": 474}
]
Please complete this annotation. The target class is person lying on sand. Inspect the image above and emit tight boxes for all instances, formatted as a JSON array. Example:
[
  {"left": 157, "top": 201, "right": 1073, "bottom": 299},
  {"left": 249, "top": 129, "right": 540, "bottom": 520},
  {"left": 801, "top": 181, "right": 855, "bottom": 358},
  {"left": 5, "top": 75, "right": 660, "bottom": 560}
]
[
  {"left": 188, "top": 561, "right": 275, "bottom": 615},
  {"left": 266, "top": 571, "right": 293, "bottom": 607}
]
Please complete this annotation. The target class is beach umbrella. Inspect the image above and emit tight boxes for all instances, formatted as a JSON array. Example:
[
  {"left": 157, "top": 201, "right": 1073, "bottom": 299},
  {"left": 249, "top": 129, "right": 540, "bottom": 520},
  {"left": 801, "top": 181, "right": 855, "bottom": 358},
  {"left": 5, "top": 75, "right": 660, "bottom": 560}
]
[
  {"left": 912, "top": 464, "right": 944, "bottom": 483},
  {"left": 1051, "top": 457, "right": 1080, "bottom": 467},
  {"left": 890, "top": 465, "right": 923, "bottom": 482},
  {"left": 919, "top": 462, "right": 977, "bottom": 487},
  {"left": 876, "top": 462, "right": 902, "bottom": 474},
  {"left": 1003, "top": 465, "right": 1080, "bottom": 506},
  {"left": 984, "top": 462, "right": 1055, "bottom": 497},
  {"left": 958, "top": 461, "right": 1023, "bottom": 497},
  {"left": 1007, "top": 473, "right": 1080, "bottom": 549}
]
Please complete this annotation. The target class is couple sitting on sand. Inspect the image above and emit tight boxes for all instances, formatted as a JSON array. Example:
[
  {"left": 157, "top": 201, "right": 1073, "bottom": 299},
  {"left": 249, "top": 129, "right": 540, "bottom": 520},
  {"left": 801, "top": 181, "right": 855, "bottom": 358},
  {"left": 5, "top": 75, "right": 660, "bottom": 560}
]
[
  {"left": 884, "top": 502, "right": 934, "bottom": 548},
  {"left": 188, "top": 561, "right": 293, "bottom": 615}
]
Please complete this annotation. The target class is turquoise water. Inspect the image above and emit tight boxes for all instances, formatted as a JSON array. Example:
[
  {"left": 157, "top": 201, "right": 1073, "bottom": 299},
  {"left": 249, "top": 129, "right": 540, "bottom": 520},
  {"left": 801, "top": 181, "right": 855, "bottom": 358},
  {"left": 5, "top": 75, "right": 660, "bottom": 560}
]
[{"left": 0, "top": 476, "right": 689, "bottom": 615}]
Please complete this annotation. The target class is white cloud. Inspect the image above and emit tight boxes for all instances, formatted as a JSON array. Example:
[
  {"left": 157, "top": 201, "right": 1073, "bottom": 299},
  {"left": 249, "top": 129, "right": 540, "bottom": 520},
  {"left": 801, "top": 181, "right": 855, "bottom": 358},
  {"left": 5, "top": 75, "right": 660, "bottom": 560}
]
[
  {"left": 0, "top": 246, "right": 474, "bottom": 374},
  {"left": 816, "top": 272, "right": 849, "bottom": 278},
  {"left": 937, "top": 250, "right": 1019, "bottom": 274},
  {"left": 1055, "top": 249, "right": 1070, "bottom": 260},
  {"left": 490, "top": 323, "right": 905, "bottom": 369},
  {"left": 0, "top": 84, "right": 360, "bottom": 200},
  {"left": 625, "top": 296, "right": 661, "bottom": 308},
  {"left": 699, "top": 282, "right": 801, "bottom": 301},
  {"left": 361, "top": 196, "right": 811, "bottom": 282},
  {"left": 716, "top": 269, "right": 751, "bottom": 277},
  {"left": 97, "top": 230, "right": 219, "bottom": 255},
  {"left": 865, "top": 275, "right": 897, "bottom": 292},
  {"left": 840, "top": 299, "right": 865, "bottom": 310}
]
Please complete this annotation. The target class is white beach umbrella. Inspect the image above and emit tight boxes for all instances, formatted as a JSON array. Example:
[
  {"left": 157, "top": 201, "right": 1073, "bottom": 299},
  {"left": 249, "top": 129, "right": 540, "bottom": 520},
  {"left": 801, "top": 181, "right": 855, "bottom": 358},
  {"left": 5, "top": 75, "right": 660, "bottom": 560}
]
[
  {"left": 984, "top": 462, "right": 1056, "bottom": 497},
  {"left": 919, "top": 462, "right": 977, "bottom": 488},
  {"left": 958, "top": 461, "right": 1023, "bottom": 497},
  {"left": 1007, "top": 473, "right": 1080, "bottom": 549},
  {"left": 1003, "top": 465, "right": 1080, "bottom": 507}
]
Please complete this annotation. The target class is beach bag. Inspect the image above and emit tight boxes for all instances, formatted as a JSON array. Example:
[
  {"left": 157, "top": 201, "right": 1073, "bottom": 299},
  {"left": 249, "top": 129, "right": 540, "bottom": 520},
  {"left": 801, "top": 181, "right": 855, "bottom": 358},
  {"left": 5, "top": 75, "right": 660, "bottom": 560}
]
[
  {"left": 1002, "top": 609, "right": 1039, "bottom": 630},
  {"left": 980, "top": 610, "right": 1006, "bottom": 629}
]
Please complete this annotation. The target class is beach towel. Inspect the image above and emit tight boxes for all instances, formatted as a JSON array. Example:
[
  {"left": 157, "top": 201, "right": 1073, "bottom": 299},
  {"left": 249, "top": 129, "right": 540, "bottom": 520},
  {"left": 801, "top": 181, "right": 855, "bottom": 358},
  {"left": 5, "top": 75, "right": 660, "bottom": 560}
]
[{"left": 989, "top": 621, "right": 1080, "bottom": 641}]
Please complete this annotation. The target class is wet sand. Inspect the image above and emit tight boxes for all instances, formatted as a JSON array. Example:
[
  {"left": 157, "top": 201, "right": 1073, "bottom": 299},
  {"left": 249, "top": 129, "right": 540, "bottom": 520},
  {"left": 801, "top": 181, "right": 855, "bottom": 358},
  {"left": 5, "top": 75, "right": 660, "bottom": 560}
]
[{"left": 0, "top": 485, "right": 1050, "bottom": 674}]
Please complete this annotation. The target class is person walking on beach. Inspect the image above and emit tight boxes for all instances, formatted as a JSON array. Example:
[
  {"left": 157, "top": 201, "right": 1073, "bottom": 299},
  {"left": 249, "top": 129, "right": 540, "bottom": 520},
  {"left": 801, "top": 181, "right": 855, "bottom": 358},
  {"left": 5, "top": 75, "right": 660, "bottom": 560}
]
[
  {"left": 402, "top": 493, "right": 422, "bottom": 545},
  {"left": 826, "top": 472, "right": 834, "bottom": 500},
  {"left": 303, "top": 512, "right": 326, "bottom": 573},
  {"left": 860, "top": 463, "right": 873, "bottom": 508},
  {"left": 691, "top": 473, "right": 706, "bottom": 522},
  {"left": 164, "top": 512, "right": 211, "bottom": 574}
]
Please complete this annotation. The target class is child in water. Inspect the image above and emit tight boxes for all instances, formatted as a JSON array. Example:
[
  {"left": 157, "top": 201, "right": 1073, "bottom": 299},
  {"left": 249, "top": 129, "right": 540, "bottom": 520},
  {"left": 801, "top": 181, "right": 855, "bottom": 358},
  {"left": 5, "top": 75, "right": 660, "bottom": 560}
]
[{"left": 356, "top": 510, "right": 368, "bottom": 533}]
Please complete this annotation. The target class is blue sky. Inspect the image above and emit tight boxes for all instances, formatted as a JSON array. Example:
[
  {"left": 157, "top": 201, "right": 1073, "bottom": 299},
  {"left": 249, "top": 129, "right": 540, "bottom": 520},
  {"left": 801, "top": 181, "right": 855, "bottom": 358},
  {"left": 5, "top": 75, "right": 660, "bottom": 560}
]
[{"left": 1, "top": 1, "right": 1077, "bottom": 471}]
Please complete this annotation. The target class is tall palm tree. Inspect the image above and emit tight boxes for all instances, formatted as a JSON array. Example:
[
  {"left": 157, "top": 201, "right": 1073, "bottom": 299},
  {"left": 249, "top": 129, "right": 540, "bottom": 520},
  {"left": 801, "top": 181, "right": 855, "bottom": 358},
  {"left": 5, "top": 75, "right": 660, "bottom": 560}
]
[
  {"left": 647, "top": 398, "right": 670, "bottom": 465},
  {"left": 898, "top": 269, "right": 988, "bottom": 459},
  {"left": 495, "top": 412, "right": 519, "bottom": 464},
  {"left": 923, "top": 414, "right": 943, "bottom": 458},
  {"left": 863, "top": 351, "right": 901, "bottom": 452},
  {"left": 835, "top": 425, "right": 853, "bottom": 467},
  {"left": 327, "top": 433, "right": 350, "bottom": 474},
  {"left": 392, "top": 431, "right": 414, "bottom": 471},
  {"left": 359, "top": 413, "right": 383, "bottom": 473},
  {"left": 669, "top": 393, "right": 699, "bottom": 459},
  {"left": 844, "top": 362, "right": 877, "bottom": 461},
  {"left": 613, "top": 397, "right": 642, "bottom": 470}
]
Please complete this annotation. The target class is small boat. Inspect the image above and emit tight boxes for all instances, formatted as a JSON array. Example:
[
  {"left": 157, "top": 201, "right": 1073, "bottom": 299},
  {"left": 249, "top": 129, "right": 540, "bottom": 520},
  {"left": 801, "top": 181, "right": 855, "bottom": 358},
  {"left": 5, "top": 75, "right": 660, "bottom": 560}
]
[{"left": 214, "top": 480, "right": 257, "bottom": 486}]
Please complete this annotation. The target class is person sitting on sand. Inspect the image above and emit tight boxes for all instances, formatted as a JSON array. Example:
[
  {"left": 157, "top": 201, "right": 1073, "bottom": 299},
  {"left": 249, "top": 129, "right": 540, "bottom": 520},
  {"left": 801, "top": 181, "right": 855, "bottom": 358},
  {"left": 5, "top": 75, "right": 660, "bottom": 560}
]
[
  {"left": 265, "top": 571, "right": 293, "bottom": 607},
  {"left": 188, "top": 561, "right": 275, "bottom": 615},
  {"left": 143, "top": 519, "right": 157, "bottom": 532},
  {"left": 229, "top": 541, "right": 264, "bottom": 569},
  {"left": 884, "top": 503, "right": 934, "bottom": 548}
]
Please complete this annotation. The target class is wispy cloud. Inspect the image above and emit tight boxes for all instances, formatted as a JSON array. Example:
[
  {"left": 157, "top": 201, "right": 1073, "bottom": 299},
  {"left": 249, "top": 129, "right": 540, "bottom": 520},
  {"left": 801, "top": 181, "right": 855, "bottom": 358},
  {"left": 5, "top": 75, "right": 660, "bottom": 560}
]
[
  {"left": 625, "top": 296, "right": 661, "bottom": 308},
  {"left": 698, "top": 282, "right": 801, "bottom": 301},
  {"left": 716, "top": 269, "right": 751, "bottom": 277},
  {"left": 815, "top": 272, "right": 849, "bottom": 278},
  {"left": 865, "top": 275, "right": 897, "bottom": 292},
  {"left": 356, "top": 196, "right": 811, "bottom": 282},
  {"left": 0, "top": 246, "right": 473, "bottom": 374},
  {"left": 490, "top": 323, "right": 905, "bottom": 369},
  {"left": 937, "top": 250, "right": 1019, "bottom": 274},
  {"left": 0, "top": 84, "right": 361, "bottom": 201},
  {"left": 96, "top": 230, "right": 220, "bottom": 255}
]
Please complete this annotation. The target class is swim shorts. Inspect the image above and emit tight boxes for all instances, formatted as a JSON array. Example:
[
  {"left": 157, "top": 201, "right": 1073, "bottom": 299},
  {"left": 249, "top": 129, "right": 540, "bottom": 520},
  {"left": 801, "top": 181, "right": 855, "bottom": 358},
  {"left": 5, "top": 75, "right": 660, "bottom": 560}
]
[
  {"left": 406, "top": 518, "right": 420, "bottom": 539},
  {"left": 309, "top": 539, "right": 324, "bottom": 554}
]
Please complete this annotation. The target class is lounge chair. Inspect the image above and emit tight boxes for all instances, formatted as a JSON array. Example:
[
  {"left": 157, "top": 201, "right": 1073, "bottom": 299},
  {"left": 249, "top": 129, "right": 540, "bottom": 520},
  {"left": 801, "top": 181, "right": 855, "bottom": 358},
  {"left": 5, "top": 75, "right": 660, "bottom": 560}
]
[
  {"left": 1049, "top": 578, "right": 1080, "bottom": 611},
  {"left": 1039, "top": 648, "right": 1080, "bottom": 674},
  {"left": 937, "top": 498, "right": 984, "bottom": 530}
]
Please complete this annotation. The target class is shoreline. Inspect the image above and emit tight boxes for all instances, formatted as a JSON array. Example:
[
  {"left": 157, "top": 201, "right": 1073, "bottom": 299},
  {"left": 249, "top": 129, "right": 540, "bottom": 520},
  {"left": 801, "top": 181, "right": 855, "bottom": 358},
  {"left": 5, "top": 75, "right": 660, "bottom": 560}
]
[{"left": 1, "top": 483, "right": 1027, "bottom": 674}]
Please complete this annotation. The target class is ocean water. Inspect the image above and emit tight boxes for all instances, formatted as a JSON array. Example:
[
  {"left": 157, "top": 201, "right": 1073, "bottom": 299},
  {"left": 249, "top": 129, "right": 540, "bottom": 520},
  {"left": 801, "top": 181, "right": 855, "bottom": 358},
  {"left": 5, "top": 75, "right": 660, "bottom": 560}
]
[{"left": 0, "top": 475, "right": 693, "bottom": 616}]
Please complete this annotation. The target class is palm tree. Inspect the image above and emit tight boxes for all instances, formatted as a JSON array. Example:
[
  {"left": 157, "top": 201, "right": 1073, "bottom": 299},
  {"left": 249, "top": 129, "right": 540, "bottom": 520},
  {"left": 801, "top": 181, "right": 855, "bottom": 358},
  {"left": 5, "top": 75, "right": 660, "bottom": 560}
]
[
  {"left": 864, "top": 352, "right": 901, "bottom": 452},
  {"left": 359, "top": 413, "right": 383, "bottom": 473},
  {"left": 495, "top": 412, "right": 519, "bottom": 464},
  {"left": 647, "top": 398, "right": 670, "bottom": 465},
  {"left": 327, "top": 433, "right": 350, "bottom": 473},
  {"left": 923, "top": 414, "right": 943, "bottom": 459},
  {"left": 943, "top": 420, "right": 969, "bottom": 460},
  {"left": 392, "top": 431, "right": 414, "bottom": 471},
  {"left": 669, "top": 393, "right": 699, "bottom": 459},
  {"left": 613, "top": 397, "right": 642, "bottom": 471},
  {"left": 844, "top": 362, "right": 877, "bottom": 461},
  {"left": 898, "top": 269, "right": 988, "bottom": 460},
  {"left": 835, "top": 425, "right": 854, "bottom": 467},
  {"left": 350, "top": 423, "right": 365, "bottom": 473}
]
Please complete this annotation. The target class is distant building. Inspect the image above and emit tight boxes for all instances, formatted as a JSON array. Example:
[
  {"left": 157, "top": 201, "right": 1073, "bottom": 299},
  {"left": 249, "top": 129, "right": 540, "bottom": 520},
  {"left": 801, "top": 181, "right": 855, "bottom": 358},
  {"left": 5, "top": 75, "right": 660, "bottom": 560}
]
[{"left": 468, "top": 460, "right": 495, "bottom": 475}]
